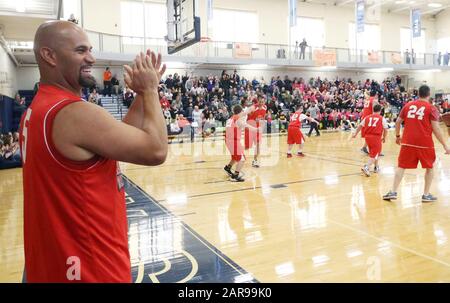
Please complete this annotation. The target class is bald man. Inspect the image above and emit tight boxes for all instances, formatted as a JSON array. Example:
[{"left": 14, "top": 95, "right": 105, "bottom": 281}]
[{"left": 19, "top": 21, "right": 167, "bottom": 282}]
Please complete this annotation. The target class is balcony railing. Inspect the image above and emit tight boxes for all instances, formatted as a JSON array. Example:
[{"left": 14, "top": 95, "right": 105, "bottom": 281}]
[{"left": 8, "top": 30, "right": 450, "bottom": 69}]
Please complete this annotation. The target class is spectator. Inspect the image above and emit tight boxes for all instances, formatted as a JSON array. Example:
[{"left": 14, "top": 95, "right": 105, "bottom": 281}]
[
  {"left": 299, "top": 38, "right": 308, "bottom": 60},
  {"left": 103, "top": 67, "right": 112, "bottom": 96},
  {"left": 111, "top": 74, "right": 120, "bottom": 96},
  {"left": 68, "top": 14, "right": 79, "bottom": 24}
]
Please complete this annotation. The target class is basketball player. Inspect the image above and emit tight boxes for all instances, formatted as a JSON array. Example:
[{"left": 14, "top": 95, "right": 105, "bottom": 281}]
[
  {"left": 245, "top": 95, "right": 267, "bottom": 168},
  {"left": 442, "top": 112, "right": 450, "bottom": 135},
  {"left": 287, "top": 105, "right": 319, "bottom": 157},
  {"left": 19, "top": 21, "right": 167, "bottom": 282},
  {"left": 360, "top": 91, "right": 378, "bottom": 154},
  {"left": 352, "top": 104, "right": 388, "bottom": 176},
  {"left": 383, "top": 85, "right": 450, "bottom": 203},
  {"left": 224, "top": 104, "right": 257, "bottom": 182}
]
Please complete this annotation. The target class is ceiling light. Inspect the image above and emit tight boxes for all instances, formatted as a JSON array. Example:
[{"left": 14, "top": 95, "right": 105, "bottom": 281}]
[
  {"left": 241, "top": 64, "right": 268, "bottom": 69},
  {"left": 428, "top": 3, "right": 443, "bottom": 8},
  {"left": 370, "top": 67, "right": 394, "bottom": 72},
  {"left": 164, "top": 61, "right": 185, "bottom": 68},
  {"left": 395, "top": 0, "right": 405, "bottom": 3}
]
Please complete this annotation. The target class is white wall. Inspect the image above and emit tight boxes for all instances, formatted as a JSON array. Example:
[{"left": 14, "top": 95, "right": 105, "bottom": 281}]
[
  {"left": 435, "top": 9, "right": 450, "bottom": 41},
  {"left": 0, "top": 44, "right": 17, "bottom": 98},
  {"left": 434, "top": 71, "right": 450, "bottom": 93},
  {"left": 79, "top": 0, "right": 437, "bottom": 53},
  {"left": 82, "top": 0, "right": 122, "bottom": 35}
]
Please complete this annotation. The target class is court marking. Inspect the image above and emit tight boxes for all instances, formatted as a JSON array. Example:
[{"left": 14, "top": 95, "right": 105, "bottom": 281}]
[
  {"left": 223, "top": 170, "right": 450, "bottom": 272},
  {"left": 123, "top": 175, "right": 260, "bottom": 282},
  {"left": 157, "top": 172, "right": 363, "bottom": 202}
]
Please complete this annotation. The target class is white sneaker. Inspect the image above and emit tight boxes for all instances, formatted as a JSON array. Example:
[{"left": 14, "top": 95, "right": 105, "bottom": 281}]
[
  {"left": 252, "top": 160, "right": 260, "bottom": 168},
  {"left": 361, "top": 165, "right": 371, "bottom": 177},
  {"left": 373, "top": 166, "right": 380, "bottom": 173}
]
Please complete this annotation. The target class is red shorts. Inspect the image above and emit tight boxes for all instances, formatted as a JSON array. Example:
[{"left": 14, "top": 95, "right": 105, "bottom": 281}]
[
  {"left": 244, "top": 128, "right": 261, "bottom": 149},
  {"left": 398, "top": 145, "right": 436, "bottom": 169},
  {"left": 226, "top": 139, "right": 245, "bottom": 161},
  {"left": 287, "top": 126, "right": 304, "bottom": 145},
  {"left": 365, "top": 135, "right": 382, "bottom": 159}
]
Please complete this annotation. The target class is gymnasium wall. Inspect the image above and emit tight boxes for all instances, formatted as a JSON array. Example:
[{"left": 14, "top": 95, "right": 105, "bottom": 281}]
[
  {"left": 435, "top": 9, "right": 450, "bottom": 42},
  {"left": 0, "top": 43, "right": 17, "bottom": 98},
  {"left": 79, "top": 0, "right": 438, "bottom": 52}
]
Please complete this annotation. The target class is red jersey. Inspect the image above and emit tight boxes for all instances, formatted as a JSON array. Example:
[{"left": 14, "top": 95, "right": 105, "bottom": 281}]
[
  {"left": 399, "top": 100, "right": 440, "bottom": 148},
  {"left": 19, "top": 85, "right": 130, "bottom": 282},
  {"left": 362, "top": 113, "right": 386, "bottom": 137},
  {"left": 289, "top": 111, "right": 308, "bottom": 128},
  {"left": 361, "top": 96, "right": 375, "bottom": 119},
  {"left": 225, "top": 114, "right": 242, "bottom": 141}
]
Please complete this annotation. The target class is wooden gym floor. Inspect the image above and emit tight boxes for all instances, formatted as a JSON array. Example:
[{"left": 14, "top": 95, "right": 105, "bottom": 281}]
[{"left": 1, "top": 127, "right": 450, "bottom": 282}]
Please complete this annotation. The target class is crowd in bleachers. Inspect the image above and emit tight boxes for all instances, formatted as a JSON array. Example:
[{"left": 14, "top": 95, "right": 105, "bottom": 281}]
[
  {"left": 153, "top": 70, "right": 447, "bottom": 136},
  {"left": 0, "top": 132, "right": 21, "bottom": 169}
]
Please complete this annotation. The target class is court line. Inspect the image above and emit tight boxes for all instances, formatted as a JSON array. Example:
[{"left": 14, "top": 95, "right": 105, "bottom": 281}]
[
  {"left": 157, "top": 172, "right": 362, "bottom": 202},
  {"left": 124, "top": 175, "right": 259, "bottom": 282},
  {"left": 226, "top": 174, "right": 450, "bottom": 272},
  {"left": 328, "top": 218, "right": 450, "bottom": 268}
]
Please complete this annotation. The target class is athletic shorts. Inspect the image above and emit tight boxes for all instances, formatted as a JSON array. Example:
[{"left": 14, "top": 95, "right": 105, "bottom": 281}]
[
  {"left": 287, "top": 126, "right": 304, "bottom": 145},
  {"left": 244, "top": 127, "right": 261, "bottom": 149},
  {"left": 398, "top": 145, "right": 436, "bottom": 169},
  {"left": 226, "top": 139, "right": 245, "bottom": 162},
  {"left": 365, "top": 135, "right": 382, "bottom": 159}
]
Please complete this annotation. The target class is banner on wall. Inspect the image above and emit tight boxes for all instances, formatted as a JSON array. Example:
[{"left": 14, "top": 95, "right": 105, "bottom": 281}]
[
  {"left": 356, "top": 0, "right": 365, "bottom": 33},
  {"left": 313, "top": 49, "right": 336, "bottom": 67},
  {"left": 411, "top": 9, "right": 421, "bottom": 38},
  {"left": 390, "top": 53, "right": 402, "bottom": 64},
  {"left": 233, "top": 43, "right": 252, "bottom": 59},
  {"left": 367, "top": 51, "right": 379, "bottom": 64},
  {"left": 289, "top": 0, "right": 297, "bottom": 27}
]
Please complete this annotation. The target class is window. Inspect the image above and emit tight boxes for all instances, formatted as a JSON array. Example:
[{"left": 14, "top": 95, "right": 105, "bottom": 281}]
[
  {"left": 400, "top": 28, "right": 426, "bottom": 55},
  {"left": 212, "top": 9, "right": 258, "bottom": 43},
  {"left": 290, "top": 17, "right": 325, "bottom": 48},
  {"left": 436, "top": 38, "right": 449, "bottom": 53},
  {"left": 348, "top": 23, "right": 380, "bottom": 52},
  {"left": 121, "top": 1, "right": 167, "bottom": 45}
]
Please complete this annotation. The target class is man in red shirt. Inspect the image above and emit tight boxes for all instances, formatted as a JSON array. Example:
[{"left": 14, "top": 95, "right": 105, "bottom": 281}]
[
  {"left": 224, "top": 105, "right": 257, "bottom": 182},
  {"left": 287, "top": 105, "right": 318, "bottom": 157},
  {"left": 360, "top": 91, "right": 378, "bottom": 154},
  {"left": 20, "top": 21, "right": 168, "bottom": 282},
  {"left": 352, "top": 104, "right": 388, "bottom": 176},
  {"left": 245, "top": 95, "right": 267, "bottom": 168},
  {"left": 383, "top": 85, "right": 450, "bottom": 202}
]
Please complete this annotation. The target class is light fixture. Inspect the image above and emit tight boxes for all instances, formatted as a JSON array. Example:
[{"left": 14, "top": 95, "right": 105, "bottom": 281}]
[
  {"left": 428, "top": 3, "right": 443, "bottom": 8},
  {"left": 164, "top": 61, "right": 186, "bottom": 68},
  {"left": 395, "top": 0, "right": 405, "bottom": 4},
  {"left": 370, "top": 67, "right": 394, "bottom": 72},
  {"left": 418, "top": 69, "right": 441, "bottom": 72},
  {"left": 241, "top": 64, "right": 268, "bottom": 69}
]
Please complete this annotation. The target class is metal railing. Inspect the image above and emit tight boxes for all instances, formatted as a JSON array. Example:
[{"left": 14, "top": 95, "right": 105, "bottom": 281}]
[{"left": 8, "top": 30, "right": 450, "bottom": 68}]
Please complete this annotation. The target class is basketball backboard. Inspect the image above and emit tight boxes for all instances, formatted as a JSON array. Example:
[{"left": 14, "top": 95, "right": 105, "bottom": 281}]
[{"left": 166, "top": 0, "right": 201, "bottom": 54}]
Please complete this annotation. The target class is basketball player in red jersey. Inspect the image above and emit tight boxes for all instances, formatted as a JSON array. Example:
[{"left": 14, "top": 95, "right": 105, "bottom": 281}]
[
  {"left": 383, "top": 85, "right": 450, "bottom": 203},
  {"left": 245, "top": 95, "right": 267, "bottom": 168},
  {"left": 360, "top": 91, "right": 378, "bottom": 154},
  {"left": 19, "top": 21, "right": 167, "bottom": 282},
  {"left": 287, "top": 105, "right": 319, "bottom": 157},
  {"left": 352, "top": 104, "right": 388, "bottom": 176},
  {"left": 224, "top": 104, "right": 257, "bottom": 182}
]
